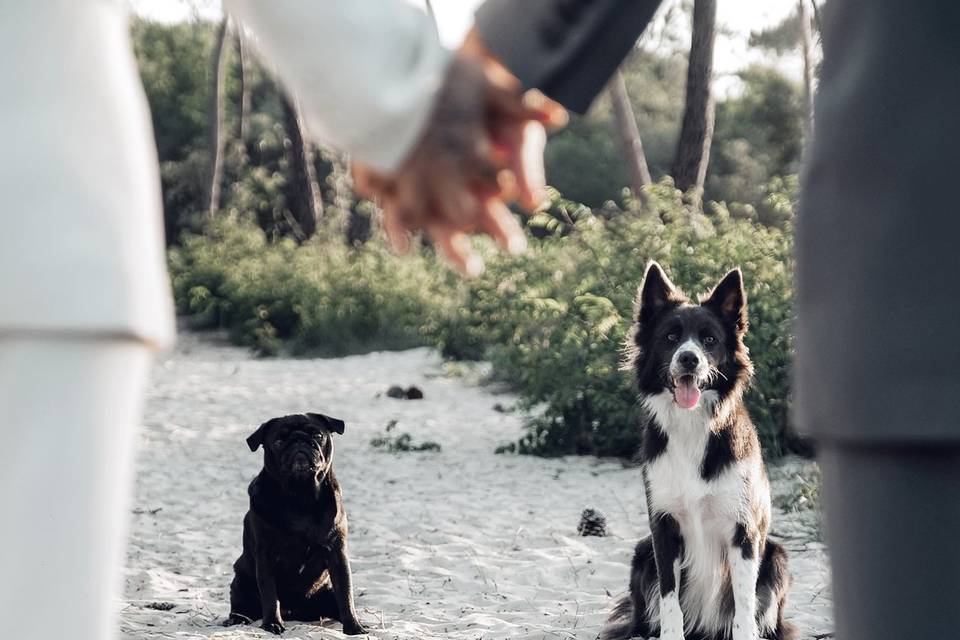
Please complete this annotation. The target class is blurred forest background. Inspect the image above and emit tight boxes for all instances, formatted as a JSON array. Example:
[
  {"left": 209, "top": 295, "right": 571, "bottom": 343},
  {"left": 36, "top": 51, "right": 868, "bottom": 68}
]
[{"left": 134, "top": 0, "right": 822, "bottom": 459}]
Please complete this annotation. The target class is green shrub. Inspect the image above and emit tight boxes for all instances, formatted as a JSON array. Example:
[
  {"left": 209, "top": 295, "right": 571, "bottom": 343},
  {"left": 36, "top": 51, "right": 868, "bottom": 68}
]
[
  {"left": 431, "top": 181, "right": 795, "bottom": 457},
  {"left": 169, "top": 182, "right": 796, "bottom": 458},
  {"left": 168, "top": 215, "right": 461, "bottom": 355}
]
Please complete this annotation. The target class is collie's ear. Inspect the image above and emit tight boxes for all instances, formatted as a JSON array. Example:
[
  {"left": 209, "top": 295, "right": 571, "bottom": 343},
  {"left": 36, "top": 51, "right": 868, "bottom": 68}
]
[
  {"left": 306, "top": 412, "right": 346, "bottom": 435},
  {"left": 636, "top": 261, "right": 679, "bottom": 324},
  {"left": 703, "top": 268, "right": 748, "bottom": 334},
  {"left": 247, "top": 417, "right": 280, "bottom": 452}
]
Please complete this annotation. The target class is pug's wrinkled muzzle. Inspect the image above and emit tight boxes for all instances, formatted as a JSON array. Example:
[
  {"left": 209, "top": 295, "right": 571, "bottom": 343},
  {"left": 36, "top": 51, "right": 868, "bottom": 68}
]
[{"left": 290, "top": 451, "right": 313, "bottom": 475}]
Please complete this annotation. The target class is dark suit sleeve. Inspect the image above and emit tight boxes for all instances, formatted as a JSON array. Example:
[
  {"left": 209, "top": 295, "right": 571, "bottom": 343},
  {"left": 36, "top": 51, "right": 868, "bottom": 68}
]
[{"left": 474, "top": 0, "right": 664, "bottom": 113}]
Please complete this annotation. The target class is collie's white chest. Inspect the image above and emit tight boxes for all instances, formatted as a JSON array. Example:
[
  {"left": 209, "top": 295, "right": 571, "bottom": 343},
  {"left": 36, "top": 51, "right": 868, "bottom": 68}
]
[
  {"left": 646, "top": 391, "right": 744, "bottom": 527},
  {"left": 643, "top": 390, "right": 743, "bottom": 526},
  {"left": 645, "top": 437, "right": 742, "bottom": 526},
  {"left": 643, "top": 391, "right": 745, "bottom": 634}
]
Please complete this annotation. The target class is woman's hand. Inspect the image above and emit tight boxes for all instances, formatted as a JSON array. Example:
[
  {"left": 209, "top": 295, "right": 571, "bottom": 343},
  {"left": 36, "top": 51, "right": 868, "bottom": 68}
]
[{"left": 352, "top": 28, "right": 567, "bottom": 276}]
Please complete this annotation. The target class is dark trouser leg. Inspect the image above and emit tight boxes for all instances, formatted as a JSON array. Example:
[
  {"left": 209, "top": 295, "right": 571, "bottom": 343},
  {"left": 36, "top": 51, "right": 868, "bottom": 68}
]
[{"left": 819, "top": 443, "right": 960, "bottom": 640}]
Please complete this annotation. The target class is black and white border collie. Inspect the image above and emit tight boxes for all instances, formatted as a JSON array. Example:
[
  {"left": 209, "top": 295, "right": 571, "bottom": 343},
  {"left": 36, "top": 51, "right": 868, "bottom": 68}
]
[{"left": 601, "top": 263, "right": 795, "bottom": 640}]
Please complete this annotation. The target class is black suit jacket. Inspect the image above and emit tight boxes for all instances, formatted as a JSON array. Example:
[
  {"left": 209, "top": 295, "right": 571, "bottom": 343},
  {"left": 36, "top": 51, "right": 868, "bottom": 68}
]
[
  {"left": 474, "top": 0, "right": 662, "bottom": 113},
  {"left": 793, "top": 0, "right": 960, "bottom": 444}
]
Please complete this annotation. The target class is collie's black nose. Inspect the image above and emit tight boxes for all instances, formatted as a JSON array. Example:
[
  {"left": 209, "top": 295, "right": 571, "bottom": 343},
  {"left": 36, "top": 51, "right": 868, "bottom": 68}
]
[{"left": 678, "top": 351, "right": 700, "bottom": 370}]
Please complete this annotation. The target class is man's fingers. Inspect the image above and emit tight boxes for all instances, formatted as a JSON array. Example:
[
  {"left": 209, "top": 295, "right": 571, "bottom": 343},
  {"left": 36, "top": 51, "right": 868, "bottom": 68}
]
[
  {"left": 426, "top": 221, "right": 484, "bottom": 277},
  {"left": 486, "top": 84, "right": 568, "bottom": 130},
  {"left": 459, "top": 27, "right": 567, "bottom": 129},
  {"left": 485, "top": 83, "right": 538, "bottom": 121},
  {"left": 351, "top": 163, "right": 393, "bottom": 199},
  {"left": 478, "top": 198, "right": 527, "bottom": 256},
  {"left": 522, "top": 90, "right": 568, "bottom": 130},
  {"left": 517, "top": 121, "right": 548, "bottom": 211}
]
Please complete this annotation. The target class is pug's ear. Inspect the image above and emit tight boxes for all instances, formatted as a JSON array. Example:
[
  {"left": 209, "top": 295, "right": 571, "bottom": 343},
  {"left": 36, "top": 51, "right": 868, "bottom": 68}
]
[
  {"left": 307, "top": 412, "right": 346, "bottom": 435},
  {"left": 247, "top": 418, "right": 280, "bottom": 452}
]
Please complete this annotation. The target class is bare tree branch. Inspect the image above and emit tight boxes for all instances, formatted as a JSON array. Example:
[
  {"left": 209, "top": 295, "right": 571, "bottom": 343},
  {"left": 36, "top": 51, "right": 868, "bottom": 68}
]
[
  {"left": 607, "top": 70, "right": 652, "bottom": 209},
  {"left": 671, "top": 0, "right": 717, "bottom": 206},
  {"left": 206, "top": 17, "right": 230, "bottom": 218}
]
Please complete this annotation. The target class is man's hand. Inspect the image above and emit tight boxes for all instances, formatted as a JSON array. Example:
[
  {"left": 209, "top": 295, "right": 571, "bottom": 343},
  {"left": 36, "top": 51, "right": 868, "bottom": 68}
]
[{"left": 352, "top": 28, "right": 567, "bottom": 276}]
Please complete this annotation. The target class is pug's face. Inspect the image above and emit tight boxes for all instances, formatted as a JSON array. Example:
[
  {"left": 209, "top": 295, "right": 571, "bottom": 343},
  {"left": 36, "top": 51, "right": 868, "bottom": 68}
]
[{"left": 247, "top": 413, "right": 345, "bottom": 492}]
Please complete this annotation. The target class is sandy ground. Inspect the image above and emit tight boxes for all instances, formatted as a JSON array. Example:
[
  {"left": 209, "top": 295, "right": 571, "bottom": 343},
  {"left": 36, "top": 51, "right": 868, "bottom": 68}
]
[{"left": 120, "top": 332, "right": 833, "bottom": 639}]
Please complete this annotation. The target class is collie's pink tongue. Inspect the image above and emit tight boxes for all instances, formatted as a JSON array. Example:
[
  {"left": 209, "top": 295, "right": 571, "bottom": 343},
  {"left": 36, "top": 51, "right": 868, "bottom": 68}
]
[{"left": 674, "top": 378, "right": 701, "bottom": 409}]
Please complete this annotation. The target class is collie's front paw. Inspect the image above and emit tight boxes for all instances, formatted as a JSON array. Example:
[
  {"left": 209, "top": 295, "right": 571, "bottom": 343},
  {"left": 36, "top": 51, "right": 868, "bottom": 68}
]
[
  {"left": 659, "top": 593, "right": 685, "bottom": 640},
  {"left": 658, "top": 618, "right": 685, "bottom": 640},
  {"left": 731, "top": 619, "right": 758, "bottom": 640}
]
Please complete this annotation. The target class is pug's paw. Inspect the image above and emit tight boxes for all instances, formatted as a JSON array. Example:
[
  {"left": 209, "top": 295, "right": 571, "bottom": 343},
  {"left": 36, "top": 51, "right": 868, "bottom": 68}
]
[
  {"left": 343, "top": 621, "right": 368, "bottom": 635},
  {"left": 261, "top": 619, "right": 286, "bottom": 635},
  {"left": 223, "top": 612, "right": 253, "bottom": 626}
]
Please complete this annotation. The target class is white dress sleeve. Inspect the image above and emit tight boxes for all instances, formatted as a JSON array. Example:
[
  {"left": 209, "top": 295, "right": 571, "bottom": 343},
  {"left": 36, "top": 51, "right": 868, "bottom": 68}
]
[{"left": 224, "top": 0, "right": 452, "bottom": 173}]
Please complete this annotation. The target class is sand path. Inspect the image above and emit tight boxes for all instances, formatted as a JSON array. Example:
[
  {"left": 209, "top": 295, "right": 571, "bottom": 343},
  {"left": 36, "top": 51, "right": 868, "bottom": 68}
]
[{"left": 120, "top": 332, "right": 833, "bottom": 639}]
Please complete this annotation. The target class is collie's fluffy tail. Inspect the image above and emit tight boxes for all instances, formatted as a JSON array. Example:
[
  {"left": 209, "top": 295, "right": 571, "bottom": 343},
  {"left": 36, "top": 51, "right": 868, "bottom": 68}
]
[
  {"left": 770, "top": 618, "right": 799, "bottom": 640},
  {"left": 598, "top": 594, "right": 635, "bottom": 640}
]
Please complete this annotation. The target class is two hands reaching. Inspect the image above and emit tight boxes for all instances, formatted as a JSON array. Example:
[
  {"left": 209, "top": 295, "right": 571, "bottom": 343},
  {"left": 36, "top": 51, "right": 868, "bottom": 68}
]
[{"left": 352, "top": 29, "right": 567, "bottom": 276}]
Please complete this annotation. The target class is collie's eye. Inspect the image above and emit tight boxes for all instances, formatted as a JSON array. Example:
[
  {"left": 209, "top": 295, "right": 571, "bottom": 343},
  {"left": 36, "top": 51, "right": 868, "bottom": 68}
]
[
  {"left": 666, "top": 333, "right": 679, "bottom": 343},
  {"left": 703, "top": 335, "right": 717, "bottom": 345}
]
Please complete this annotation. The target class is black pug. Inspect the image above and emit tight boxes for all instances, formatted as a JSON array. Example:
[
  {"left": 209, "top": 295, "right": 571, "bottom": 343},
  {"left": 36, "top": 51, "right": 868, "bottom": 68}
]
[{"left": 224, "top": 412, "right": 367, "bottom": 635}]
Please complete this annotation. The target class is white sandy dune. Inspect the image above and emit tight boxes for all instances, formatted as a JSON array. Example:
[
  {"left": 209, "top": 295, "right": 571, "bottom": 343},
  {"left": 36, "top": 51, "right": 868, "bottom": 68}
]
[{"left": 121, "top": 332, "right": 833, "bottom": 639}]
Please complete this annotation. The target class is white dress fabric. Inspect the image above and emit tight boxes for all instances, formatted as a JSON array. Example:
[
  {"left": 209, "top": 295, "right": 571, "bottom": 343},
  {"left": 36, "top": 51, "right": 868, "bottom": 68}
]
[
  {"left": 0, "top": 336, "right": 152, "bottom": 639},
  {"left": 225, "top": 0, "right": 451, "bottom": 174},
  {"left": 0, "top": 0, "right": 175, "bottom": 348},
  {"left": 0, "top": 0, "right": 449, "bottom": 349},
  {"left": 0, "top": 4, "right": 447, "bottom": 639}
]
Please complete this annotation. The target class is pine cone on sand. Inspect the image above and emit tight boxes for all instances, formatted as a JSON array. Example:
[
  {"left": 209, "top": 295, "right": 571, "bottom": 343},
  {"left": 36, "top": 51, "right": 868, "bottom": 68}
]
[{"left": 578, "top": 508, "right": 608, "bottom": 537}]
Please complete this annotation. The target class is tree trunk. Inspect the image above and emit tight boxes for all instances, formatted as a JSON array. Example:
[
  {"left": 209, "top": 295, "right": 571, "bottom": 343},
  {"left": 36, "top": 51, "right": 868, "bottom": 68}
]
[
  {"left": 206, "top": 17, "right": 230, "bottom": 219},
  {"left": 607, "top": 69, "right": 652, "bottom": 208},
  {"left": 235, "top": 30, "right": 251, "bottom": 144},
  {"left": 798, "top": 0, "right": 815, "bottom": 140},
  {"left": 810, "top": 0, "right": 823, "bottom": 35},
  {"left": 671, "top": 0, "right": 717, "bottom": 206},
  {"left": 282, "top": 96, "right": 322, "bottom": 239}
]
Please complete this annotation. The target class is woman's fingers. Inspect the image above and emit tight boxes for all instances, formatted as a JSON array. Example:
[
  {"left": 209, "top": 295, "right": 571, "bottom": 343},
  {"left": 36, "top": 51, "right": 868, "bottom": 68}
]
[
  {"left": 349, "top": 34, "right": 563, "bottom": 276},
  {"left": 433, "top": 175, "right": 483, "bottom": 226},
  {"left": 381, "top": 200, "right": 412, "bottom": 255},
  {"left": 512, "top": 120, "right": 548, "bottom": 212},
  {"left": 351, "top": 162, "right": 394, "bottom": 200},
  {"left": 478, "top": 197, "right": 527, "bottom": 256},
  {"left": 426, "top": 220, "right": 484, "bottom": 277}
]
